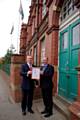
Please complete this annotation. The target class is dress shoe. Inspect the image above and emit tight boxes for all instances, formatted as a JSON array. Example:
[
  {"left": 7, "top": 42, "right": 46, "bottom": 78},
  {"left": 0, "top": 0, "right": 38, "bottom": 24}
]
[
  {"left": 44, "top": 112, "right": 53, "bottom": 117},
  {"left": 22, "top": 111, "right": 26, "bottom": 116},
  {"left": 28, "top": 109, "right": 34, "bottom": 114},
  {"left": 41, "top": 110, "right": 47, "bottom": 114}
]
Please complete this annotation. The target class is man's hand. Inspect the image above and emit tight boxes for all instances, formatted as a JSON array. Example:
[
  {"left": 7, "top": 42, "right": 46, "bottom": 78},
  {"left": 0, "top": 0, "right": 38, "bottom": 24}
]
[
  {"left": 40, "top": 71, "right": 43, "bottom": 75},
  {"left": 35, "top": 85, "right": 39, "bottom": 88},
  {"left": 27, "top": 71, "right": 32, "bottom": 75}
]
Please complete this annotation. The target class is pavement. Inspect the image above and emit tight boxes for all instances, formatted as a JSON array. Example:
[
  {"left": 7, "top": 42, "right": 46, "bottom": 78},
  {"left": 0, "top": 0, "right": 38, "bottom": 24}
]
[{"left": 0, "top": 71, "right": 67, "bottom": 120}]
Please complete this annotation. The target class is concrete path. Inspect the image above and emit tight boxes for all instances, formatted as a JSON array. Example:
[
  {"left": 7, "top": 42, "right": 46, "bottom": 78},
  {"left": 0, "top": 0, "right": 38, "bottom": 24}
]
[{"left": 0, "top": 71, "right": 67, "bottom": 120}]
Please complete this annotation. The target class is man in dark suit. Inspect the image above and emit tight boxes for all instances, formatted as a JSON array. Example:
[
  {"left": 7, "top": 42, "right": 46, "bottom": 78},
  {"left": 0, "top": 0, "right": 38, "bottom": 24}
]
[
  {"left": 40, "top": 57, "right": 54, "bottom": 118},
  {"left": 20, "top": 55, "right": 35, "bottom": 115}
]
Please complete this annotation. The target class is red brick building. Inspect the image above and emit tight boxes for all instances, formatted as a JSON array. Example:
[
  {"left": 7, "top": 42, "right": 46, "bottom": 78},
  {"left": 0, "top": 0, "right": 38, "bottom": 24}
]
[
  {"left": 20, "top": 0, "right": 59, "bottom": 95},
  {"left": 9, "top": 0, "right": 80, "bottom": 119},
  {"left": 10, "top": 0, "right": 80, "bottom": 113}
]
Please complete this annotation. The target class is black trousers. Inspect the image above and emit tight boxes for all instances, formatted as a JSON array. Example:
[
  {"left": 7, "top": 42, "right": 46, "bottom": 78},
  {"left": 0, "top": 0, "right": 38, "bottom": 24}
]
[
  {"left": 41, "top": 87, "right": 53, "bottom": 113},
  {"left": 21, "top": 89, "right": 34, "bottom": 112}
]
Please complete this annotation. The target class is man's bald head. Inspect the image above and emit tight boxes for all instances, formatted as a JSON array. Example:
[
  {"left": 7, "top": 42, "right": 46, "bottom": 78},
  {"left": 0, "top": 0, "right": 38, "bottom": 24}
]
[{"left": 42, "top": 57, "right": 48, "bottom": 65}]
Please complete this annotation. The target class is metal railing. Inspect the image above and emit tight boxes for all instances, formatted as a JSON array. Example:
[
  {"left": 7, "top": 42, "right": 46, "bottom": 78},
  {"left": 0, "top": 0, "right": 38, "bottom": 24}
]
[{"left": 0, "top": 64, "right": 10, "bottom": 75}]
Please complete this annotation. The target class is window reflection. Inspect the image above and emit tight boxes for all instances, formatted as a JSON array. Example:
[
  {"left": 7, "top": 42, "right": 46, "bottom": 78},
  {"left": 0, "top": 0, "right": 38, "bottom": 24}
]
[
  {"left": 72, "top": 24, "right": 80, "bottom": 46},
  {"left": 62, "top": 32, "right": 68, "bottom": 49}
]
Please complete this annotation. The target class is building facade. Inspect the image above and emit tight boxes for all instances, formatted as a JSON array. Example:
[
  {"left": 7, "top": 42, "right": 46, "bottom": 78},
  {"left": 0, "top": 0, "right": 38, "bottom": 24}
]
[
  {"left": 10, "top": 0, "right": 80, "bottom": 105},
  {"left": 19, "top": 0, "right": 80, "bottom": 101},
  {"left": 20, "top": 0, "right": 59, "bottom": 95}
]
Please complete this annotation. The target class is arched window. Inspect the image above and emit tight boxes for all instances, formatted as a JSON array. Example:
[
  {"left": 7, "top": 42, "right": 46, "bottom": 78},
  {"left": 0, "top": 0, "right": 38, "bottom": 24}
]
[
  {"left": 34, "top": 45, "right": 37, "bottom": 65},
  {"left": 60, "top": 0, "right": 77, "bottom": 22},
  {"left": 40, "top": 37, "right": 46, "bottom": 64},
  {"left": 32, "top": 18, "right": 35, "bottom": 36}
]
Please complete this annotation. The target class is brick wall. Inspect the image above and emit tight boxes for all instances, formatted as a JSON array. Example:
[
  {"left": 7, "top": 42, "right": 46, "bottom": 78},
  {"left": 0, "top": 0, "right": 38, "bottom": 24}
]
[
  {"left": 10, "top": 54, "right": 25, "bottom": 102},
  {"left": 19, "top": 0, "right": 61, "bottom": 99}
]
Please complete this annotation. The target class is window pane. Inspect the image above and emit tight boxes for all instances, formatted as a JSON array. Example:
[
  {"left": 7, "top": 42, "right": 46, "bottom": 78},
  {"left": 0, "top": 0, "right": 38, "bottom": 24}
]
[
  {"left": 41, "top": 39, "right": 45, "bottom": 63},
  {"left": 60, "top": 0, "right": 77, "bottom": 22},
  {"left": 34, "top": 46, "right": 37, "bottom": 65},
  {"left": 42, "top": 0, "right": 46, "bottom": 18},
  {"left": 62, "top": 32, "right": 68, "bottom": 49},
  {"left": 72, "top": 24, "right": 80, "bottom": 46}
]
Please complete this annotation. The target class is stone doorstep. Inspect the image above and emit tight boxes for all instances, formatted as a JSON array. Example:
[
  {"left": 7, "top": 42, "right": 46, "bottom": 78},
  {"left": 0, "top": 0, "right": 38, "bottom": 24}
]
[
  {"left": 53, "top": 95, "right": 71, "bottom": 120},
  {"left": 34, "top": 98, "right": 68, "bottom": 120},
  {"left": 69, "top": 101, "right": 80, "bottom": 119}
]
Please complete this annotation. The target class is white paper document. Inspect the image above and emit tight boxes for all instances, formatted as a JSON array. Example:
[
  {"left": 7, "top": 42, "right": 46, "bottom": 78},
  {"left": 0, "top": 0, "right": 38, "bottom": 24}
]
[{"left": 32, "top": 67, "right": 40, "bottom": 80}]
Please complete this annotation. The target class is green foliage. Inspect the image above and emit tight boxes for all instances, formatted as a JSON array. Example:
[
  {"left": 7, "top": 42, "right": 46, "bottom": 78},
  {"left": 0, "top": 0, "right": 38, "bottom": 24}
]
[
  {"left": 3, "top": 44, "right": 16, "bottom": 64},
  {"left": 4, "top": 49, "right": 13, "bottom": 63}
]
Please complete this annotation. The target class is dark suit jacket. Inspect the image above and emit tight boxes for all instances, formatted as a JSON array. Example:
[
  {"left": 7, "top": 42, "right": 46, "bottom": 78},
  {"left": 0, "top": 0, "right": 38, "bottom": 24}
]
[
  {"left": 20, "top": 63, "right": 35, "bottom": 90},
  {"left": 40, "top": 64, "right": 54, "bottom": 89}
]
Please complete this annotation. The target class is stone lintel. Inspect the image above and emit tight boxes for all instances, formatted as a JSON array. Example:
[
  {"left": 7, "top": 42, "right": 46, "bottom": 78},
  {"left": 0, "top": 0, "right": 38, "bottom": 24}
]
[{"left": 69, "top": 101, "right": 80, "bottom": 119}]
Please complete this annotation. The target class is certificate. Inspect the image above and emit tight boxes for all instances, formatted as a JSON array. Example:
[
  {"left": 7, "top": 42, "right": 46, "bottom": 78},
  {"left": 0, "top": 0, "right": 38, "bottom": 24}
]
[{"left": 32, "top": 67, "right": 40, "bottom": 80}]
